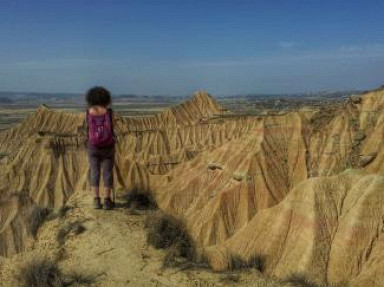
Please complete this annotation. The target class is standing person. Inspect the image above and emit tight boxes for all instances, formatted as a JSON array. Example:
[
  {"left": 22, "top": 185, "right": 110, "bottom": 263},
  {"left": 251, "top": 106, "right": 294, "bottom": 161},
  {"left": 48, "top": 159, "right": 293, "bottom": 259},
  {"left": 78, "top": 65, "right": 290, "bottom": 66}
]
[{"left": 85, "top": 86, "right": 115, "bottom": 210}]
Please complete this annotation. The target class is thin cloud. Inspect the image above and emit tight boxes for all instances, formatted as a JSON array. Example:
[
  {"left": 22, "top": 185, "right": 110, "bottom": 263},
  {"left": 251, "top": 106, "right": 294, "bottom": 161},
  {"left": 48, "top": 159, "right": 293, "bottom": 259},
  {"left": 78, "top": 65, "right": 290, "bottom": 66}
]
[
  {"left": 8, "top": 58, "right": 132, "bottom": 70},
  {"left": 279, "top": 41, "right": 296, "bottom": 49},
  {"left": 12, "top": 59, "right": 99, "bottom": 69},
  {"left": 340, "top": 44, "right": 384, "bottom": 54},
  {"left": 182, "top": 44, "right": 384, "bottom": 68}
]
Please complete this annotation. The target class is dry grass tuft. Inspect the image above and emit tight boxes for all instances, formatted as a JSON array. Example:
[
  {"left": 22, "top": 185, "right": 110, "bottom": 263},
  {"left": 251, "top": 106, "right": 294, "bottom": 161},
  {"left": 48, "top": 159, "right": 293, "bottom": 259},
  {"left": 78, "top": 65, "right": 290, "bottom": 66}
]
[
  {"left": 219, "top": 273, "right": 241, "bottom": 284},
  {"left": 29, "top": 206, "right": 50, "bottom": 238},
  {"left": 282, "top": 274, "right": 320, "bottom": 287},
  {"left": 65, "top": 271, "right": 96, "bottom": 286},
  {"left": 125, "top": 189, "right": 158, "bottom": 210},
  {"left": 18, "top": 258, "right": 63, "bottom": 287},
  {"left": 145, "top": 211, "right": 191, "bottom": 251},
  {"left": 57, "top": 221, "right": 86, "bottom": 246},
  {"left": 145, "top": 211, "right": 199, "bottom": 269},
  {"left": 17, "top": 258, "right": 95, "bottom": 287},
  {"left": 228, "top": 254, "right": 265, "bottom": 272}
]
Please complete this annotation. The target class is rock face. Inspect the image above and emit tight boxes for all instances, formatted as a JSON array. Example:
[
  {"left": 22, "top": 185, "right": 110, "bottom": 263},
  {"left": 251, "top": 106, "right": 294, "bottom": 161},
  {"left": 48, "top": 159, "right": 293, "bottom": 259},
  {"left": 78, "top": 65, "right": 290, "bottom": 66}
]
[
  {"left": 0, "top": 91, "right": 226, "bottom": 207},
  {"left": 205, "top": 170, "right": 384, "bottom": 287},
  {"left": 0, "top": 194, "right": 38, "bottom": 257},
  {"left": 1, "top": 88, "right": 384, "bottom": 286}
]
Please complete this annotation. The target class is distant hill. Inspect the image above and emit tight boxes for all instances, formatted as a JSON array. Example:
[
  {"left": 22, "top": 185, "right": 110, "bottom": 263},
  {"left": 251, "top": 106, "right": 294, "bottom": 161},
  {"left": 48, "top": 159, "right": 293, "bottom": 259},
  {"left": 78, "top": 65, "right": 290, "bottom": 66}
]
[{"left": 0, "top": 97, "right": 13, "bottom": 103}]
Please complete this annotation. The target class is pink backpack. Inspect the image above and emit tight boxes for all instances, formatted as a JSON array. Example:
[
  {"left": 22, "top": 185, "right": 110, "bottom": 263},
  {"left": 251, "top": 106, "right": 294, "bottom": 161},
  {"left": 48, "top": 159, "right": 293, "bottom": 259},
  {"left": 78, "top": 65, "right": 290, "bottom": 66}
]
[{"left": 87, "top": 109, "right": 115, "bottom": 147}]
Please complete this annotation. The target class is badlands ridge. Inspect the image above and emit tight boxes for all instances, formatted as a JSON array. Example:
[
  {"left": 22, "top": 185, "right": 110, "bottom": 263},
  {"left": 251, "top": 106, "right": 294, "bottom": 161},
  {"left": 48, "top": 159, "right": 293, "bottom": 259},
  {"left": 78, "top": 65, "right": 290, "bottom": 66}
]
[{"left": 1, "top": 88, "right": 384, "bottom": 286}]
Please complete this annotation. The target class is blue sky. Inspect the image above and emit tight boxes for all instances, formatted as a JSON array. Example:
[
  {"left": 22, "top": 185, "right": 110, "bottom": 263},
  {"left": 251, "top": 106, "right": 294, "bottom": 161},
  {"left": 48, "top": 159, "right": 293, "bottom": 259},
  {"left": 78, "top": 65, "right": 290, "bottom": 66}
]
[{"left": 0, "top": 0, "right": 384, "bottom": 95}]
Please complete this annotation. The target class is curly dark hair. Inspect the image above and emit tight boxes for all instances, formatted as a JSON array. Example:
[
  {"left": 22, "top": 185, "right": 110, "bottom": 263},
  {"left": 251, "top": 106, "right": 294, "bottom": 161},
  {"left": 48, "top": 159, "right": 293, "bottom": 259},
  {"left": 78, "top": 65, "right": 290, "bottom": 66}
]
[{"left": 85, "top": 86, "right": 112, "bottom": 107}]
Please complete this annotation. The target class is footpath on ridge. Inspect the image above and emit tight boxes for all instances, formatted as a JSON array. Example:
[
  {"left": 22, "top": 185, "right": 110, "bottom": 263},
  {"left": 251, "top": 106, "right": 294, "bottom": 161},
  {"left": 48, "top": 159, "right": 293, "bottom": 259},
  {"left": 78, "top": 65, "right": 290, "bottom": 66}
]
[{"left": 0, "top": 190, "right": 283, "bottom": 287}]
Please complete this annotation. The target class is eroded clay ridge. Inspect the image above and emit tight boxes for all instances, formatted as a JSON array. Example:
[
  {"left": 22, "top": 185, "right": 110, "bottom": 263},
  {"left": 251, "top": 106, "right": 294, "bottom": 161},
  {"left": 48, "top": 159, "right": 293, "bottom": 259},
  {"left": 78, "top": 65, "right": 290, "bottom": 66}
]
[
  {"left": 1, "top": 88, "right": 384, "bottom": 286},
  {"left": 0, "top": 91, "right": 238, "bottom": 207},
  {"left": 205, "top": 170, "right": 384, "bottom": 287},
  {"left": 154, "top": 88, "right": 384, "bottom": 287},
  {"left": 0, "top": 91, "right": 244, "bottom": 257}
]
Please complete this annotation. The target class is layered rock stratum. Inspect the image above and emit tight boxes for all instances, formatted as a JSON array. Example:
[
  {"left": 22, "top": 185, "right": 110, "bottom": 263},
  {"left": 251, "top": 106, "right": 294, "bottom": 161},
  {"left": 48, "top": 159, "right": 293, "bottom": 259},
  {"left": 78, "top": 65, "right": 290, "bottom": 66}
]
[{"left": 1, "top": 88, "right": 384, "bottom": 286}]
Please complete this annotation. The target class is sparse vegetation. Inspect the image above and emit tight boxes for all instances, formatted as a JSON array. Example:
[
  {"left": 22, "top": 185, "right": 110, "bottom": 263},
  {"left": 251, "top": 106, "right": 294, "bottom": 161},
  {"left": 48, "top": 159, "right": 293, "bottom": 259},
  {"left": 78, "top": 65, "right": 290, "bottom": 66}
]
[
  {"left": 219, "top": 273, "right": 241, "bottom": 284},
  {"left": 29, "top": 206, "right": 50, "bottom": 238},
  {"left": 57, "top": 221, "right": 86, "bottom": 246},
  {"left": 28, "top": 204, "right": 73, "bottom": 238},
  {"left": 282, "top": 274, "right": 318, "bottom": 287},
  {"left": 346, "top": 124, "right": 365, "bottom": 169},
  {"left": 18, "top": 258, "right": 63, "bottom": 287},
  {"left": 37, "top": 131, "right": 77, "bottom": 138},
  {"left": 65, "top": 271, "right": 96, "bottom": 286},
  {"left": 349, "top": 118, "right": 359, "bottom": 131},
  {"left": 145, "top": 211, "right": 265, "bottom": 272},
  {"left": 45, "top": 206, "right": 71, "bottom": 221},
  {"left": 145, "top": 211, "right": 197, "bottom": 268},
  {"left": 55, "top": 206, "right": 72, "bottom": 219},
  {"left": 309, "top": 106, "right": 340, "bottom": 131},
  {"left": 162, "top": 245, "right": 187, "bottom": 268},
  {"left": 0, "top": 151, "right": 9, "bottom": 159},
  {"left": 228, "top": 254, "right": 265, "bottom": 272},
  {"left": 17, "top": 258, "right": 95, "bottom": 287},
  {"left": 125, "top": 189, "right": 157, "bottom": 210},
  {"left": 353, "top": 130, "right": 365, "bottom": 142}
]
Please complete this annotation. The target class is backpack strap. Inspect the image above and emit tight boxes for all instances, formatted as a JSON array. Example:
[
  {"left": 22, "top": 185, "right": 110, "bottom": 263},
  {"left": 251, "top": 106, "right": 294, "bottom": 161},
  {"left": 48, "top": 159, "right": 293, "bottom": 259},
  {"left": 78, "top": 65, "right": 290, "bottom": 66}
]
[
  {"left": 85, "top": 109, "right": 89, "bottom": 139},
  {"left": 107, "top": 108, "right": 116, "bottom": 138},
  {"left": 85, "top": 109, "right": 89, "bottom": 123}
]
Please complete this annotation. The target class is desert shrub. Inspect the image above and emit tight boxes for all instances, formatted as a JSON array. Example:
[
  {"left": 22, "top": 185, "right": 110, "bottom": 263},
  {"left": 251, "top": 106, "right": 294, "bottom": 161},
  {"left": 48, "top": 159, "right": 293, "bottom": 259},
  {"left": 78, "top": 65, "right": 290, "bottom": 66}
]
[
  {"left": 162, "top": 247, "right": 210, "bottom": 270},
  {"left": 38, "top": 131, "right": 76, "bottom": 138},
  {"left": 219, "top": 273, "right": 241, "bottom": 283},
  {"left": 162, "top": 245, "right": 185, "bottom": 268},
  {"left": 309, "top": 107, "right": 338, "bottom": 131},
  {"left": 0, "top": 151, "right": 9, "bottom": 158},
  {"left": 65, "top": 271, "right": 95, "bottom": 286},
  {"left": 146, "top": 212, "right": 190, "bottom": 250},
  {"left": 328, "top": 283, "right": 349, "bottom": 287},
  {"left": 57, "top": 221, "right": 86, "bottom": 246},
  {"left": 353, "top": 130, "right": 365, "bottom": 142},
  {"left": 18, "top": 258, "right": 63, "bottom": 287},
  {"left": 145, "top": 211, "right": 197, "bottom": 268},
  {"left": 46, "top": 206, "right": 71, "bottom": 221},
  {"left": 56, "top": 206, "right": 71, "bottom": 219},
  {"left": 125, "top": 189, "right": 157, "bottom": 210},
  {"left": 228, "top": 254, "right": 265, "bottom": 272},
  {"left": 29, "top": 206, "right": 51, "bottom": 238},
  {"left": 349, "top": 118, "right": 359, "bottom": 131},
  {"left": 282, "top": 274, "right": 320, "bottom": 287},
  {"left": 18, "top": 258, "right": 95, "bottom": 287}
]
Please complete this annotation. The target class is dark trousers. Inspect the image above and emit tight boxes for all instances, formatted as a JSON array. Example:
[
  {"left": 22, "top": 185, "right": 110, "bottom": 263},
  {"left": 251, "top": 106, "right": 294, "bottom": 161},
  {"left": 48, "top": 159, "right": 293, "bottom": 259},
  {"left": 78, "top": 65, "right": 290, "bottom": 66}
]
[{"left": 88, "top": 146, "right": 114, "bottom": 189}]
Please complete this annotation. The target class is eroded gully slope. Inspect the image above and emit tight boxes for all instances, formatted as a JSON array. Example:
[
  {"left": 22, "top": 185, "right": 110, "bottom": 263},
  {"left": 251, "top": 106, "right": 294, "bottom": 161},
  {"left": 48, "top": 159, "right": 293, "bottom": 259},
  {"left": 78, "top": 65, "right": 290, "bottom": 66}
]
[{"left": 1, "top": 89, "right": 384, "bottom": 286}]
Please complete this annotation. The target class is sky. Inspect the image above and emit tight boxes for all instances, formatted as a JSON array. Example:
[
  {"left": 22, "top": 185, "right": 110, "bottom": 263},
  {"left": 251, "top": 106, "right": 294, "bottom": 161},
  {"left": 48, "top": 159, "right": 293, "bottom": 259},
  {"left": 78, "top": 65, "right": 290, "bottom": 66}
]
[{"left": 0, "top": 0, "right": 384, "bottom": 95}]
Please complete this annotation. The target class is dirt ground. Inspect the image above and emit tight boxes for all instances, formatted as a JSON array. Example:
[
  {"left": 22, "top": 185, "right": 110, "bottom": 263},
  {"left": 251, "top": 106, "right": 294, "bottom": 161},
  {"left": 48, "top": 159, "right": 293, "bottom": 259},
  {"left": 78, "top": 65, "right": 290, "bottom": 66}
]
[{"left": 0, "top": 190, "right": 286, "bottom": 287}]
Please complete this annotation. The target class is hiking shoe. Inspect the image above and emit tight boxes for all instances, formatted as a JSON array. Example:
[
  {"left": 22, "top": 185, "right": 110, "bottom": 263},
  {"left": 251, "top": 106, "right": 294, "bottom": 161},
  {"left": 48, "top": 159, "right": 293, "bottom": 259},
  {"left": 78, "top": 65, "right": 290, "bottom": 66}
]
[
  {"left": 104, "top": 197, "right": 113, "bottom": 210},
  {"left": 94, "top": 197, "right": 102, "bottom": 209}
]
